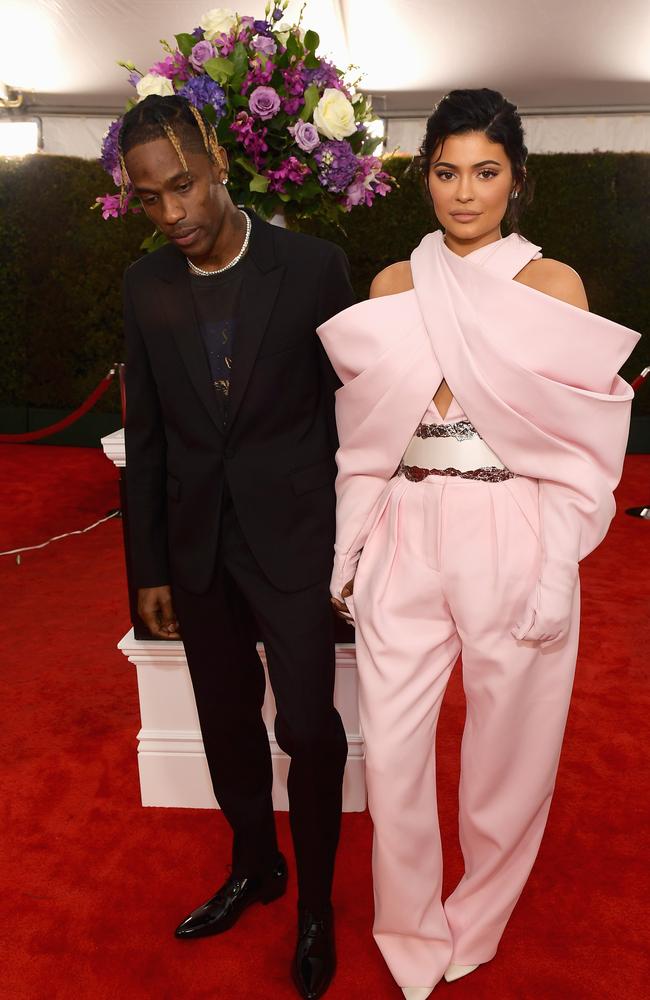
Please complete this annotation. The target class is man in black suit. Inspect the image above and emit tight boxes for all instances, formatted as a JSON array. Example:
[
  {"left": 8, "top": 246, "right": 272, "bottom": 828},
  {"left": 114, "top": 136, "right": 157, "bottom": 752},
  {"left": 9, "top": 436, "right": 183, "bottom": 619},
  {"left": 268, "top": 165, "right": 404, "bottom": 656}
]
[{"left": 120, "top": 95, "right": 355, "bottom": 1000}]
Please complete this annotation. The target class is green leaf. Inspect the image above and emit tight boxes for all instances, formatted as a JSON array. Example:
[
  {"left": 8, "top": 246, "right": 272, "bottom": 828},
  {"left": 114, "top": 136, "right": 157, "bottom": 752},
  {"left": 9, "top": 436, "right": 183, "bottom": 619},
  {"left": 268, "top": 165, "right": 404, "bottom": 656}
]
[
  {"left": 300, "top": 84, "right": 320, "bottom": 121},
  {"left": 231, "top": 94, "right": 249, "bottom": 108},
  {"left": 204, "top": 56, "right": 235, "bottom": 84},
  {"left": 249, "top": 174, "right": 270, "bottom": 193},
  {"left": 141, "top": 229, "right": 168, "bottom": 253},
  {"left": 175, "top": 33, "right": 196, "bottom": 58},
  {"left": 285, "top": 34, "right": 302, "bottom": 59},
  {"left": 304, "top": 30, "right": 320, "bottom": 53},
  {"left": 235, "top": 156, "right": 258, "bottom": 177},
  {"left": 202, "top": 103, "right": 217, "bottom": 125},
  {"left": 304, "top": 52, "right": 319, "bottom": 70}
]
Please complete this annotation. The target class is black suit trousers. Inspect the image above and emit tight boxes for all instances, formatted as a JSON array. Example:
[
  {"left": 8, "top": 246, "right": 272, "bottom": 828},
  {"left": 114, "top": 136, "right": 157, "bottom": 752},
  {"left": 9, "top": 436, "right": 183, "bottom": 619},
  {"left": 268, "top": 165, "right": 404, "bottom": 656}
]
[{"left": 172, "top": 496, "right": 348, "bottom": 911}]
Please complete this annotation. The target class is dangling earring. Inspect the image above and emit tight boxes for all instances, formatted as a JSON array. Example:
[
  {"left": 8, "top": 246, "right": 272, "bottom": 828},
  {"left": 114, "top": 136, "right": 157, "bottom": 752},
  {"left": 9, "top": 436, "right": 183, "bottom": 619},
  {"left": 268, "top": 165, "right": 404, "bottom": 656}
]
[
  {"left": 510, "top": 189, "right": 519, "bottom": 200},
  {"left": 222, "top": 176, "right": 228, "bottom": 185}
]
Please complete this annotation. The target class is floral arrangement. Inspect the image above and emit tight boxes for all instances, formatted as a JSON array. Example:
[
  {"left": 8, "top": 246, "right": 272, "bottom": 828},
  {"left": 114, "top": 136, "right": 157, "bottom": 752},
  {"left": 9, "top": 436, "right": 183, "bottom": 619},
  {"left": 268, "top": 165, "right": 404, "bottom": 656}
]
[{"left": 96, "top": 3, "right": 392, "bottom": 232}]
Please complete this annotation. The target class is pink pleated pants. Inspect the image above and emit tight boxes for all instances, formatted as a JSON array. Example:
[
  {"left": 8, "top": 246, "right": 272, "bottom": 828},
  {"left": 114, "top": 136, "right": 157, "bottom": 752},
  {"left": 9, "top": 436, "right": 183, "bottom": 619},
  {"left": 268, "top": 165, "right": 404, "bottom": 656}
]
[{"left": 350, "top": 472, "right": 580, "bottom": 989}]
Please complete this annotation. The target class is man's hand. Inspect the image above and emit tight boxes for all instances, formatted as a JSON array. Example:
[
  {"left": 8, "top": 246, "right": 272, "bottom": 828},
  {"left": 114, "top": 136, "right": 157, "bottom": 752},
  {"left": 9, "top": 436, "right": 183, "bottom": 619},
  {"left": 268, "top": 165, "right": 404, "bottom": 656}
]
[
  {"left": 330, "top": 578, "right": 355, "bottom": 623},
  {"left": 137, "top": 585, "right": 181, "bottom": 640}
]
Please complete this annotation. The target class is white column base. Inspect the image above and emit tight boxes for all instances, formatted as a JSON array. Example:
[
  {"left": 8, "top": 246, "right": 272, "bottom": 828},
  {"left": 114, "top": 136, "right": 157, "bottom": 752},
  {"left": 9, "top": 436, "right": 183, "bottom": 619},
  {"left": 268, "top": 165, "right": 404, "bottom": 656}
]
[{"left": 117, "top": 630, "right": 366, "bottom": 812}]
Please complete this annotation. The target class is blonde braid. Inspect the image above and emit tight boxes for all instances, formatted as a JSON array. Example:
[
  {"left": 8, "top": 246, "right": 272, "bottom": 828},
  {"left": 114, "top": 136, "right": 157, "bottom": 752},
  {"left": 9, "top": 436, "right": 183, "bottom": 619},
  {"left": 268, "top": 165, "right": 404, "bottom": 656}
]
[
  {"left": 118, "top": 148, "right": 129, "bottom": 210},
  {"left": 187, "top": 103, "right": 227, "bottom": 173},
  {"left": 161, "top": 123, "right": 189, "bottom": 174}
]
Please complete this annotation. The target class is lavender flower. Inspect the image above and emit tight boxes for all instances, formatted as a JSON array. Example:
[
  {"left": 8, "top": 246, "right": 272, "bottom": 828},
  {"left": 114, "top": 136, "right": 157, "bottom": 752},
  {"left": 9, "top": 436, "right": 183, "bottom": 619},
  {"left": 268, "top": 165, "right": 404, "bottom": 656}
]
[
  {"left": 272, "top": 6, "right": 284, "bottom": 21},
  {"left": 251, "top": 35, "right": 277, "bottom": 56},
  {"left": 305, "top": 59, "right": 345, "bottom": 93},
  {"left": 100, "top": 118, "right": 123, "bottom": 186},
  {"left": 343, "top": 156, "right": 392, "bottom": 210},
  {"left": 191, "top": 27, "right": 204, "bottom": 40},
  {"left": 314, "top": 140, "right": 358, "bottom": 193},
  {"left": 127, "top": 70, "right": 142, "bottom": 88},
  {"left": 249, "top": 86, "right": 281, "bottom": 120},
  {"left": 189, "top": 40, "right": 215, "bottom": 71},
  {"left": 178, "top": 76, "right": 226, "bottom": 115},
  {"left": 253, "top": 19, "right": 271, "bottom": 36},
  {"left": 289, "top": 121, "right": 320, "bottom": 153}
]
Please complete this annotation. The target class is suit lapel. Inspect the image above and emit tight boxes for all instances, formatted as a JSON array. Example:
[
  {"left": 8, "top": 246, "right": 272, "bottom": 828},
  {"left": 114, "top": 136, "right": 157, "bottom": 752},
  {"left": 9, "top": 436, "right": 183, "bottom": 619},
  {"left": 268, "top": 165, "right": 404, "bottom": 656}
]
[
  {"left": 227, "top": 212, "right": 285, "bottom": 430},
  {"left": 156, "top": 246, "right": 225, "bottom": 435}
]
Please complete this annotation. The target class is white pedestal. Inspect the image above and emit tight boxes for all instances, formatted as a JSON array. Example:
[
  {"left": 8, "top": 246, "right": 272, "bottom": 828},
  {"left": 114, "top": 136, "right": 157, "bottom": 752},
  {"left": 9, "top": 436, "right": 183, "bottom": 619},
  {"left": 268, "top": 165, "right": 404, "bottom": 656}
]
[{"left": 102, "top": 429, "right": 366, "bottom": 812}]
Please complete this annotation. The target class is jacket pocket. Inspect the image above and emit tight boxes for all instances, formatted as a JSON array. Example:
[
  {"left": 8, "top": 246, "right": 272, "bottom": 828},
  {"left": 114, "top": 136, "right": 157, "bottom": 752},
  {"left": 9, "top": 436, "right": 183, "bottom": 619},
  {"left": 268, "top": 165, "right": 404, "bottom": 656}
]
[
  {"left": 289, "top": 459, "right": 334, "bottom": 496},
  {"left": 166, "top": 473, "right": 181, "bottom": 501}
]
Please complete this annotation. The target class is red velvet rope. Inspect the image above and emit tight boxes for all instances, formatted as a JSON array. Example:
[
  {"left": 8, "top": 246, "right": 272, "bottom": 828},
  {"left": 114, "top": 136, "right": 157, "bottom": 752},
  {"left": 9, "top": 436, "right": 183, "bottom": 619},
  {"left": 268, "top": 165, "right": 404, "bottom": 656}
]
[
  {"left": 0, "top": 369, "right": 117, "bottom": 444},
  {"left": 631, "top": 366, "right": 649, "bottom": 393}
]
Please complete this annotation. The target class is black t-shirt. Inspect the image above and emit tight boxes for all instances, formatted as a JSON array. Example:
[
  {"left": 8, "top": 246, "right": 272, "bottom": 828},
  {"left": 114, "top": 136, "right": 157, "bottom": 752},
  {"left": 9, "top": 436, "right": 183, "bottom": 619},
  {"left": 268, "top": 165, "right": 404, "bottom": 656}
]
[{"left": 189, "top": 259, "right": 247, "bottom": 426}]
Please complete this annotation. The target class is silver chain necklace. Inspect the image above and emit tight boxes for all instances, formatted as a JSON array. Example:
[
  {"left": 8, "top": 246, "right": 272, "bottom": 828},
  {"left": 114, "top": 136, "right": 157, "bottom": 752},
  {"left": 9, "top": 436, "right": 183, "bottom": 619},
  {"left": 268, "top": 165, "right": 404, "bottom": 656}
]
[{"left": 187, "top": 210, "right": 252, "bottom": 277}]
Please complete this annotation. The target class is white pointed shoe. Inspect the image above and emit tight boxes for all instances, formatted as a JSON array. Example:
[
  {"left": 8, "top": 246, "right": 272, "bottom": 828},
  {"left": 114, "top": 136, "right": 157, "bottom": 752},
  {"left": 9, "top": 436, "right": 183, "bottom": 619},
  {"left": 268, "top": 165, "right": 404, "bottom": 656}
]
[
  {"left": 402, "top": 990, "right": 434, "bottom": 1000},
  {"left": 443, "top": 964, "right": 479, "bottom": 982}
]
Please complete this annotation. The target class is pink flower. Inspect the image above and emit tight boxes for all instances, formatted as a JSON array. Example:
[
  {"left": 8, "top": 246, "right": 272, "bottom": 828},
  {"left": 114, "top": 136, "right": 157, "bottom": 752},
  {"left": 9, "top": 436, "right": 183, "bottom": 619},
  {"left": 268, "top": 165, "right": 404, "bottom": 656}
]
[
  {"left": 264, "top": 155, "right": 311, "bottom": 193},
  {"left": 149, "top": 51, "right": 191, "bottom": 81}
]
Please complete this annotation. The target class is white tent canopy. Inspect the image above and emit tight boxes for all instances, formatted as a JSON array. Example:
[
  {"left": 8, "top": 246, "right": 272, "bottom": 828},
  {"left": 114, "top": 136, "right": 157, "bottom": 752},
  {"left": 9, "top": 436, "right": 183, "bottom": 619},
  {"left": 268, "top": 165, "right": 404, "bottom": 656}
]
[{"left": 1, "top": 0, "right": 649, "bottom": 156}]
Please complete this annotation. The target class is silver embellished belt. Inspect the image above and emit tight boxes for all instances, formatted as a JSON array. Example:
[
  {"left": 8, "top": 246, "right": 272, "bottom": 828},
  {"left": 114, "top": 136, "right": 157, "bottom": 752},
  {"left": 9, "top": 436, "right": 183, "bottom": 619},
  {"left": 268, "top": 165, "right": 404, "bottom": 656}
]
[{"left": 397, "top": 417, "right": 515, "bottom": 483}]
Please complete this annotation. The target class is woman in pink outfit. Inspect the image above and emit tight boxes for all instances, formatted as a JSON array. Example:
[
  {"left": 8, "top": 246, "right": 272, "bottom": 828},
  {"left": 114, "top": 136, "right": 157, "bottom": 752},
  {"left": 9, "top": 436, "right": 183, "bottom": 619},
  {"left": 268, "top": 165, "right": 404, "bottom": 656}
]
[{"left": 317, "top": 90, "right": 639, "bottom": 998}]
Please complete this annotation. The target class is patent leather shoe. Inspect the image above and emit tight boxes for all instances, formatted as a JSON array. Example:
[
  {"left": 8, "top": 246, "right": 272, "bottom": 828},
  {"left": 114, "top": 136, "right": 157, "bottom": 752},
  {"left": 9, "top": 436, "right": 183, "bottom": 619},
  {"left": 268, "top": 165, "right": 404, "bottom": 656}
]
[
  {"left": 291, "top": 905, "right": 336, "bottom": 999},
  {"left": 174, "top": 853, "right": 288, "bottom": 939}
]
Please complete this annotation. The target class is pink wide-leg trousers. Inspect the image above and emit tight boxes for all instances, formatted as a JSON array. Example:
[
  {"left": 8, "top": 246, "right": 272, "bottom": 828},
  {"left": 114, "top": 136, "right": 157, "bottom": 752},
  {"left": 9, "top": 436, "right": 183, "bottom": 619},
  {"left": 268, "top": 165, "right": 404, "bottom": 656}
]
[{"left": 350, "top": 472, "right": 580, "bottom": 989}]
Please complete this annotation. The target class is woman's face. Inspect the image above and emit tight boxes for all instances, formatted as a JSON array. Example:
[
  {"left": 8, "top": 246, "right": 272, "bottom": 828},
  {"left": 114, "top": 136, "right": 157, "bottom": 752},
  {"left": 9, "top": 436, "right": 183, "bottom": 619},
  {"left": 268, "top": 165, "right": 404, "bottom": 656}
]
[{"left": 426, "top": 130, "right": 517, "bottom": 244}]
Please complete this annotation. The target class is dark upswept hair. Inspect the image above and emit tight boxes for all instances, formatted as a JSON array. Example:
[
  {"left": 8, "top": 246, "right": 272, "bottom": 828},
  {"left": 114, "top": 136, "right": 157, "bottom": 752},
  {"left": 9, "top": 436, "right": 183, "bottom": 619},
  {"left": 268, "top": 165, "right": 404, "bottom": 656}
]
[
  {"left": 117, "top": 94, "right": 224, "bottom": 204},
  {"left": 418, "top": 88, "right": 534, "bottom": 232}
]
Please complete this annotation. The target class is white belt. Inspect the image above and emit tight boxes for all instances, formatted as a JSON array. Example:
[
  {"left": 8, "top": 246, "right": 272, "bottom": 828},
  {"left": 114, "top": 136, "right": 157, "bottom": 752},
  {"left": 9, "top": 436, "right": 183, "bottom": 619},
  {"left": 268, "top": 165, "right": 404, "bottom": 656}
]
[{"left": 399, "top": 418, "right": 514, "bottom": 482}]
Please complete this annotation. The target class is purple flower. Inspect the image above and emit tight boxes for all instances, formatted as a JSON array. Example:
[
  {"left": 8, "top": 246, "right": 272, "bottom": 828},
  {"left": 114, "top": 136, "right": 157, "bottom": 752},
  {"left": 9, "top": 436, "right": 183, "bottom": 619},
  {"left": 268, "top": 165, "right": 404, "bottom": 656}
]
[
  {"left": 253, "top": 19, "right": 271, "bottom": 35},
  {"left": 191, "top": 27, "right": 204, "bottom": 40},
  {"left": 251, "top": 35, "right": 277, "bottom": 56},
  {"left": 282, "top": 96, "right": 303, "bottom": 116},
  {"left": 230, "top": 111, "right": 269, "bottom": 170},
  {"left": 343, "top": 156, "right": 393, "bottom": 210},
  {"left": 95, "top": 191, "right": 138, "bottom": 219},
  {"left": 249, "top": 86, "right": 281, "bottom": 120},
  {"left": 214, "top": 31, "right": 236, "bottom": 55},
  {"left": 282, "top": 62, "right": 307, "bottom": 97},
  {"left": 178, "top": 76, "right": 226, "bottom": 115},
  {"left": 305, "top": 59, "right": 348, "bottom": 96},
  {"left": 100, "top": 118, "right": 123, "bottom": 186},
  {"left": 127, "top": 70, "right": 142, "bottom": 88},
  {"left": 150, "top": 51, "right": 191, "bottom": 81},
  {"left": 264, "top": 155, "right": 311, "bottom": 193},
  {"left": 289, "top": 120, "right": 320, "bottom": 153},
  {"left": 314, "top": 140, "right": 358, "bottom": 193},
  {"left": 241, "top": 54, "right": 275, "bottom": 93},
  {"left": 189, "top": 40, "right": 215, "bottom": 71},
  {"left": 272, "top": 6, "right": 284, "bottom": 21}
]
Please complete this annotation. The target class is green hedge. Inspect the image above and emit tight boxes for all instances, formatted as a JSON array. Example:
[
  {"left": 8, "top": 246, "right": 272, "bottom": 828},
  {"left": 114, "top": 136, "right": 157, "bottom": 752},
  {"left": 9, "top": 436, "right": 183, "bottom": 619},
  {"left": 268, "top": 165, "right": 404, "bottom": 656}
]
[{"left": 0, "top": 152, "right": 647, "bottom": 415}]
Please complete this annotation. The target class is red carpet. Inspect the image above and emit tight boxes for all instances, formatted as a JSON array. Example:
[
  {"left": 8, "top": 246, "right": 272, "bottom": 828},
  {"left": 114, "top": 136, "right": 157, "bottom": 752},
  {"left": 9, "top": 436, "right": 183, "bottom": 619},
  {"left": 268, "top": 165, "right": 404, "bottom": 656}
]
[{"left": 0, "top": 444, "right": 648, "bottom": 1000}]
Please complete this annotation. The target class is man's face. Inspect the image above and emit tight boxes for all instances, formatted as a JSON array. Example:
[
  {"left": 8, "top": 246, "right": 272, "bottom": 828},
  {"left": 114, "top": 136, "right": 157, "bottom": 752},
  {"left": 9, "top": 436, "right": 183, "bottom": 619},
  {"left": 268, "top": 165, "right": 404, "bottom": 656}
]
[{"left": 125, "top": 136, "right": 229, "bottom": 258}]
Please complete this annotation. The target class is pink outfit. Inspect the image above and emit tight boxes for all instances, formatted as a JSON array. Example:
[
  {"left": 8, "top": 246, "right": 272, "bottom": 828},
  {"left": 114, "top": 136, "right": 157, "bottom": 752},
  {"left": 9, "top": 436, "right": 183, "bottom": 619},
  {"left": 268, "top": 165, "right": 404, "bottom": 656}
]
[{"left": 317, "top": 232, "right": 639, "bottom": 988}]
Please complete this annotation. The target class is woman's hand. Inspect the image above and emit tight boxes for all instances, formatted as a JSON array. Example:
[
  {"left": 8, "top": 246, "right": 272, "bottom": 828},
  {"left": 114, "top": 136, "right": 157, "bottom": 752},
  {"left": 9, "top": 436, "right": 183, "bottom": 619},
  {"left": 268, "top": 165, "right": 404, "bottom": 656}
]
[{"left": 331, "top": 578, "right": 355, "bottom": 623}]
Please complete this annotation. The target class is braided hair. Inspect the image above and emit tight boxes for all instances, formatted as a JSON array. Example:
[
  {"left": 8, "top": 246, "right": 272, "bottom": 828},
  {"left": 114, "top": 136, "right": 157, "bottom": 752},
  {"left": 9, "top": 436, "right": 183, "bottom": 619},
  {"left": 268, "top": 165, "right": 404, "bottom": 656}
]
[
  {"left": 117, "top": 95, "right": 226, "bottom": 206},
  {"left": 418, "top": 88, "right": 534, "bottom": 232}
]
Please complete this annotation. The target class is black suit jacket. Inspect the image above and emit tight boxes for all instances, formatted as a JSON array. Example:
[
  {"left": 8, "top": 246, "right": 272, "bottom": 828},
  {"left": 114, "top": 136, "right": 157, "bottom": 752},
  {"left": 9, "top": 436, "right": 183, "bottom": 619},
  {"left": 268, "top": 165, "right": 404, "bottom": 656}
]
[{"left": 123, "top": 211, "right": 355, "bottom": 595}]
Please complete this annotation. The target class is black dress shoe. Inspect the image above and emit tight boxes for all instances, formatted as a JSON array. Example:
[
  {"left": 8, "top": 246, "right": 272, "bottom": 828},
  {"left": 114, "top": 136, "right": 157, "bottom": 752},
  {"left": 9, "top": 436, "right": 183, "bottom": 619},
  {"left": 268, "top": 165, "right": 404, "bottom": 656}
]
[
  {"left": 174, "top": 853, "right": 288, "bottom": 939},
  {"left": 291, "top": 905, "right": 336, "bottom": 999}
]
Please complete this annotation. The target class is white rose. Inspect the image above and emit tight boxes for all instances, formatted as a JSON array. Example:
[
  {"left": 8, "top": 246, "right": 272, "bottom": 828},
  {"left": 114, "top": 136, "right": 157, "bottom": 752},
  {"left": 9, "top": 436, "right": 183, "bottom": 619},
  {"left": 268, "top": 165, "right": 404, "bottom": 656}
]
[
  {"left": 313, "top": 88, "right": 357, "bottom": 141},
  {"left": 273, "top": 20, "right": 303, "bottom": 45},
  {"left": 136, "top": 73, "right": 175, "bottom": 101},
  {"left": 199, "top": 7, "right": 237, "bottom": 41}
]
